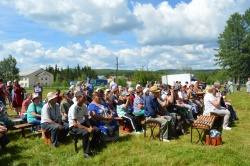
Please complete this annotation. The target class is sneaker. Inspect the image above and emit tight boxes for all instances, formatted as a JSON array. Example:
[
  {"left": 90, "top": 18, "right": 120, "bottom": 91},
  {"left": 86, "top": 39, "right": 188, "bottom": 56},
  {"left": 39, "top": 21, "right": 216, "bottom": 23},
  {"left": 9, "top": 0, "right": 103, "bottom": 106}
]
[
  {"left": 84, "top": 153, "right": 92, "bottom": 158},
  {"left": 162, "top": 139, "right": 170, "bottom": 142},
  {"left": 134, "top": 131, "right": 142, "bottom": 135},
  {"left": 223, "top": 126, "right": 232, "bottom": 130}
]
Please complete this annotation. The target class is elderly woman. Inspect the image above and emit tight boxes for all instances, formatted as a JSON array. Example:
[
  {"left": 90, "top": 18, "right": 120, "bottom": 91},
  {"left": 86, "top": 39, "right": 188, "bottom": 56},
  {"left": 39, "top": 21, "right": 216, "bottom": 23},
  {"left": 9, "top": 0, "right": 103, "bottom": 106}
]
[
  {"left": 133, "top": 89, "right": 145, "bottom": 116},
  {"left": 88, "top": 92, "right": 119, "bottom": 141},
  {"left": 203, "top": 85, "right": 232, "bottom": 130},
  {"left": 27, "top": 93, "right": 43, "bottom": 129}
]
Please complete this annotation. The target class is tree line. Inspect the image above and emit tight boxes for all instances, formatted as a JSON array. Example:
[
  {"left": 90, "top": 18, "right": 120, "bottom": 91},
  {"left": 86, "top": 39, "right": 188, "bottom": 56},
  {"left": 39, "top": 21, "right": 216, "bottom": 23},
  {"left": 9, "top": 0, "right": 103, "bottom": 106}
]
[{"left": 45, "top": 64, "right": 98, "bottom": 86}]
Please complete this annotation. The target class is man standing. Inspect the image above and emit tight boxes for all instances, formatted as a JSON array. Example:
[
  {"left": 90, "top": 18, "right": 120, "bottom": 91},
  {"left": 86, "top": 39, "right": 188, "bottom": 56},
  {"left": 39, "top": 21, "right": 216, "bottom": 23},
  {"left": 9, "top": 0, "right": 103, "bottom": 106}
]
[
  {"left": 110, "top": 78, "right": 118, "bottom": 92},
  {"left": 60, "top": 91, "right": 74, "bottom": 123},
  {"left": 85, "top": 78, "right": 94, "bottom": 96},
  {"left": 34, "top": 82, "right": 43, "bottom": 101},
  {"left": 41, "top": 92, "right": 69, "bottom": 147},
  {"left": 214, "top": 82, "right": 238, "bottom": 121},
  {"left": 68, "top": 91, "right": 101, "bottom": 158},
  {"left": 144, "top": 86, "right": 172, "bottom": 142}
]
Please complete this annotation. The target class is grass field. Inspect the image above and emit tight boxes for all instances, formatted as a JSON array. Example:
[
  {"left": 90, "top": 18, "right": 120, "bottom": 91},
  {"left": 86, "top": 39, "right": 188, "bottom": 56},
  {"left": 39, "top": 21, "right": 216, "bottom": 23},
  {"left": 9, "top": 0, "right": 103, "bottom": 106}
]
[{"left": 0, "top": 88, "right": 250, "bottom": 166}]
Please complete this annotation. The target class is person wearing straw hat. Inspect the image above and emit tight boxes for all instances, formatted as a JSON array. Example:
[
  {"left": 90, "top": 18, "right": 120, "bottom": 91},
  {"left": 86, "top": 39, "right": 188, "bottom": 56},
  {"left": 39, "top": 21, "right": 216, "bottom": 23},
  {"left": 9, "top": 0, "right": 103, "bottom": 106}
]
[
  {"left": 144, "top": 86, "right": 171, "bottom": 142},
  {"left": 41, "top": 92, "right": 69, "bottom": 147}
]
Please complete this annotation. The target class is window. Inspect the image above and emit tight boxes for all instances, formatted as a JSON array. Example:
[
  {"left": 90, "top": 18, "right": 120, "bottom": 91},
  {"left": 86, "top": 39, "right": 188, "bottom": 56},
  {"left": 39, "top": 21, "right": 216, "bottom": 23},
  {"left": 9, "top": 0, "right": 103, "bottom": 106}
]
[
  {"left": 41, "top": 77, "right": 43, "bottom": 80},
  {"left": 25, "top": 78, "right": 27, "bottom": 81},
  {"left": 25, "top": 83, "right": 27, "bottom": 87},
  {"left": 45, "top": 77, "right": 47, "bottom": 80}
]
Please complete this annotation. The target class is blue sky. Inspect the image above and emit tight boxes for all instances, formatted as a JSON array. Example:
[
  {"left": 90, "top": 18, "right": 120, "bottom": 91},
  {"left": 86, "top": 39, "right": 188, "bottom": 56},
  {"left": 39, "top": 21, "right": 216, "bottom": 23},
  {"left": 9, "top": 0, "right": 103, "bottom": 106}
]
[{"left": 0, "top": 0, "right": 249, "bottom": 71}]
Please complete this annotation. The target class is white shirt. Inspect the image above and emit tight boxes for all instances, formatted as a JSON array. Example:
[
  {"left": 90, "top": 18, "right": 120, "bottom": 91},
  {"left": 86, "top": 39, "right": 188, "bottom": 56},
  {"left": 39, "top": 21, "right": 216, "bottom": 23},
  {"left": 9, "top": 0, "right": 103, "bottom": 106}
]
[
  {"left": 68, "top": 103, "right": 88, "bottom": 128},
  {"left": 110, "top": 81, "right": 118, "bottom": 91},
  {"left": 41, "top": 103, "right": 61, "bottom": 124},
  {"left": 203, "top": 93, "right": 218, "bottom": 116}
]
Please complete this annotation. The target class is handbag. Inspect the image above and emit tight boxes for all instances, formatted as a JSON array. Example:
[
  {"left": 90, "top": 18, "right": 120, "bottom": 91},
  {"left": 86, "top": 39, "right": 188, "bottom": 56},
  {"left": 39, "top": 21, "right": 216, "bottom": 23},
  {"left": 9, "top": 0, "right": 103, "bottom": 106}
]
[{"left": 206, "top": 135, "right": 222, "bottom": 146}]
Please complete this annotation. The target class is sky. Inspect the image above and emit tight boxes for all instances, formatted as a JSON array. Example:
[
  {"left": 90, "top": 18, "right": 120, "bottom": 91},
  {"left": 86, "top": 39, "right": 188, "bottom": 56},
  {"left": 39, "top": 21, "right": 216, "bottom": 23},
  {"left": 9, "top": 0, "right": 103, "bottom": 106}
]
[{"left": 0, "top": 0, "right": 249, "bottom": 71}]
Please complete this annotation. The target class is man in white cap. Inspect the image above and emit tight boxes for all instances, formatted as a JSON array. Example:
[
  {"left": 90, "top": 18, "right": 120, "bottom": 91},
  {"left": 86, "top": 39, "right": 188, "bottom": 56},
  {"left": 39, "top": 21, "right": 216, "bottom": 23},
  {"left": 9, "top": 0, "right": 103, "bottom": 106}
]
[
  {"left": 68, "top": 91, "right": 101, "bottom": 158},
  {"left": 41, "top": 92, "right": 69, "bottom": 147}
]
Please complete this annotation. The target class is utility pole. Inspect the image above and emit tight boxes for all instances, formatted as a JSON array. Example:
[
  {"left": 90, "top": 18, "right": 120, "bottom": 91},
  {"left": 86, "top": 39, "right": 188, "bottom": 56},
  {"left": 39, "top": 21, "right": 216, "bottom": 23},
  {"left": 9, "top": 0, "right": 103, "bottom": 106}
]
[{"left": 116, "top": 57, "right": 118, "bottom": 79}]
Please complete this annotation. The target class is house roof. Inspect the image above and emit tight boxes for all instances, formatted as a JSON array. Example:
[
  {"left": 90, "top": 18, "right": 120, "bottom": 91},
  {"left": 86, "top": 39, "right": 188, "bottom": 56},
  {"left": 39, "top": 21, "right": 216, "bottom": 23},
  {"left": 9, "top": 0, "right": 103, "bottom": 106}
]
[
  {"left": 36, "top": 71, "right": 51, "bottom": 76},
  {"left": 19, "top": 68, "right": 52, "bottom": 77}
]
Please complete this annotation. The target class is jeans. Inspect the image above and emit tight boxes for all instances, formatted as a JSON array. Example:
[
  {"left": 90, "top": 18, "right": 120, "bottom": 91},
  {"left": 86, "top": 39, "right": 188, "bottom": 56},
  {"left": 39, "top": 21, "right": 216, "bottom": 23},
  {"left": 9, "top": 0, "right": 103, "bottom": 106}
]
[
  {"left": 41, "top": 122, "right": 69, "bottom": 146},
  {"left": 146, "top": 116, "right": 172, "bottom": 140}
]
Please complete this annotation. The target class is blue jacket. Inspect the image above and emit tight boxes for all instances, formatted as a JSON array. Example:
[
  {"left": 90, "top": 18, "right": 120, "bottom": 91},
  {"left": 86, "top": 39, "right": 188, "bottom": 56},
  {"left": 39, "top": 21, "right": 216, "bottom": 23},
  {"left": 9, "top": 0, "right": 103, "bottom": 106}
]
[{"left": 144, "top": 94, "right": 159, "bottom": 118}]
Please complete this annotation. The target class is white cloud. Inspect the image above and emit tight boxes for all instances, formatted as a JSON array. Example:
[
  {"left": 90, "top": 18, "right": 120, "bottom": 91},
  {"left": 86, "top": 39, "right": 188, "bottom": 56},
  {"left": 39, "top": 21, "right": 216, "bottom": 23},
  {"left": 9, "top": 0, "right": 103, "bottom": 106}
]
[
  {"left": 2, "top": 0, "right": 249, "bottom": 46},
  {"left": 0, "top": 0, "right": 249, "bottom": 71},
  {"left": 132, "top": 0, "right": 250, "bottom": 45},
  {"left": 0, "top": 39, "right": 218, "bottom": 70},
  {"left": 5, "top": 0, "right": 140, "bottom": 36}
]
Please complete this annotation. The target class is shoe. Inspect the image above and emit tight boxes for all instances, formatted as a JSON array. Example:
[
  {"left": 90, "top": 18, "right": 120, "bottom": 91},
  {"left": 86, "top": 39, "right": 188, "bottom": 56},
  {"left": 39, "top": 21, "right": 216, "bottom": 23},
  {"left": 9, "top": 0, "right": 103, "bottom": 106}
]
[
  {"left": 185, "top": 119, "right": 190, "bottom": 124},
  {"left": 223, "top": 126, "right": 232, "bottom": 130},
  {"left": 189, "top": 118, "right": 195, "bottom": 123},
  {"left": 134, "top": 131, "right": 142, "bottom": 135},
  {"left": 84, "top": 153, "right": 92, "bottom": 158},
  {"left": 162, "top": 139, "right": 170, "bottom": 142},
  {"left": 234, "top": 117, "right": 239, "bottom": 121}
]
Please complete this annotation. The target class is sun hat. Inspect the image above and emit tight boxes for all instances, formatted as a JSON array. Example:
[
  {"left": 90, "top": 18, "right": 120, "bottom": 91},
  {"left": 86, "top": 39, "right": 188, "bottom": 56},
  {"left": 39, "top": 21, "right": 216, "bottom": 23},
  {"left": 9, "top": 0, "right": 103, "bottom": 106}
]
[
  {"left": 121, "top": 91, "right": 129, "bottom": 96},
  {"left": 47, "top": 92, "right": 57, "bottom": 102},
  {"left": 128, "top": 87, "right": 134, "bottom": 92},
  {"left": 105, "top": 89, "right": 111, "bottom": 93},
  {"left": 96, "top": 88, "right": 102, "bottom": 92},
  {"left": 143, "top": 88, "right": 149, "bottom": 94},
  {"left": 150, "top": 86, "right": 160, "bottom": 93},
  {"left": 32, "top": 93, "right": 40, "bottom": 101}
]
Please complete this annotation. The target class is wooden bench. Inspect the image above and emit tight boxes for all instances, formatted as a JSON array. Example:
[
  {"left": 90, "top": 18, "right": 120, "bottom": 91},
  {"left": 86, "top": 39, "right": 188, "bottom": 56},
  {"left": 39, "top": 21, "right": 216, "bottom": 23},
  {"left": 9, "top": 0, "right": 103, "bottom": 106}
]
[
  {"left": 12, "top": 123, "right": 36, "bottom": 138},
  {"left": 191, "top": 115, "right": 216, "bottom": 144},
  {"left": 38, "top": 129, "right": 51, "bottom": 145},
  {"left": 144, "top": 120, "right": 162, "bottom": 141},
  {"left": 114, "top": 117, "right": 124, "bottom": 129},
  {"left": 114, "top": 115, "right": 145, "bottom": 131}
]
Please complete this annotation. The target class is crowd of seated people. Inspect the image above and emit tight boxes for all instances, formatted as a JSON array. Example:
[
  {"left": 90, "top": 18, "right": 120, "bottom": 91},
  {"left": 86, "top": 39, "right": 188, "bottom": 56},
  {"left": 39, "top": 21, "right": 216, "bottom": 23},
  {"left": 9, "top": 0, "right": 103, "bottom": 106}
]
[{"left": 0, "top": 78, "right": 239, "bottom": 157}]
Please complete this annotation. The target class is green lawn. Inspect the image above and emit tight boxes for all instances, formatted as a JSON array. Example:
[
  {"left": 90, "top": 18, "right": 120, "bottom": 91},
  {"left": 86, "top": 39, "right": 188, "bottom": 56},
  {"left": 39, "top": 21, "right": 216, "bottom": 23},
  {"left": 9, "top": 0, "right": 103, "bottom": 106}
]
[{"left": 1, "top": 88, "right": 250, "bottom": 166}]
